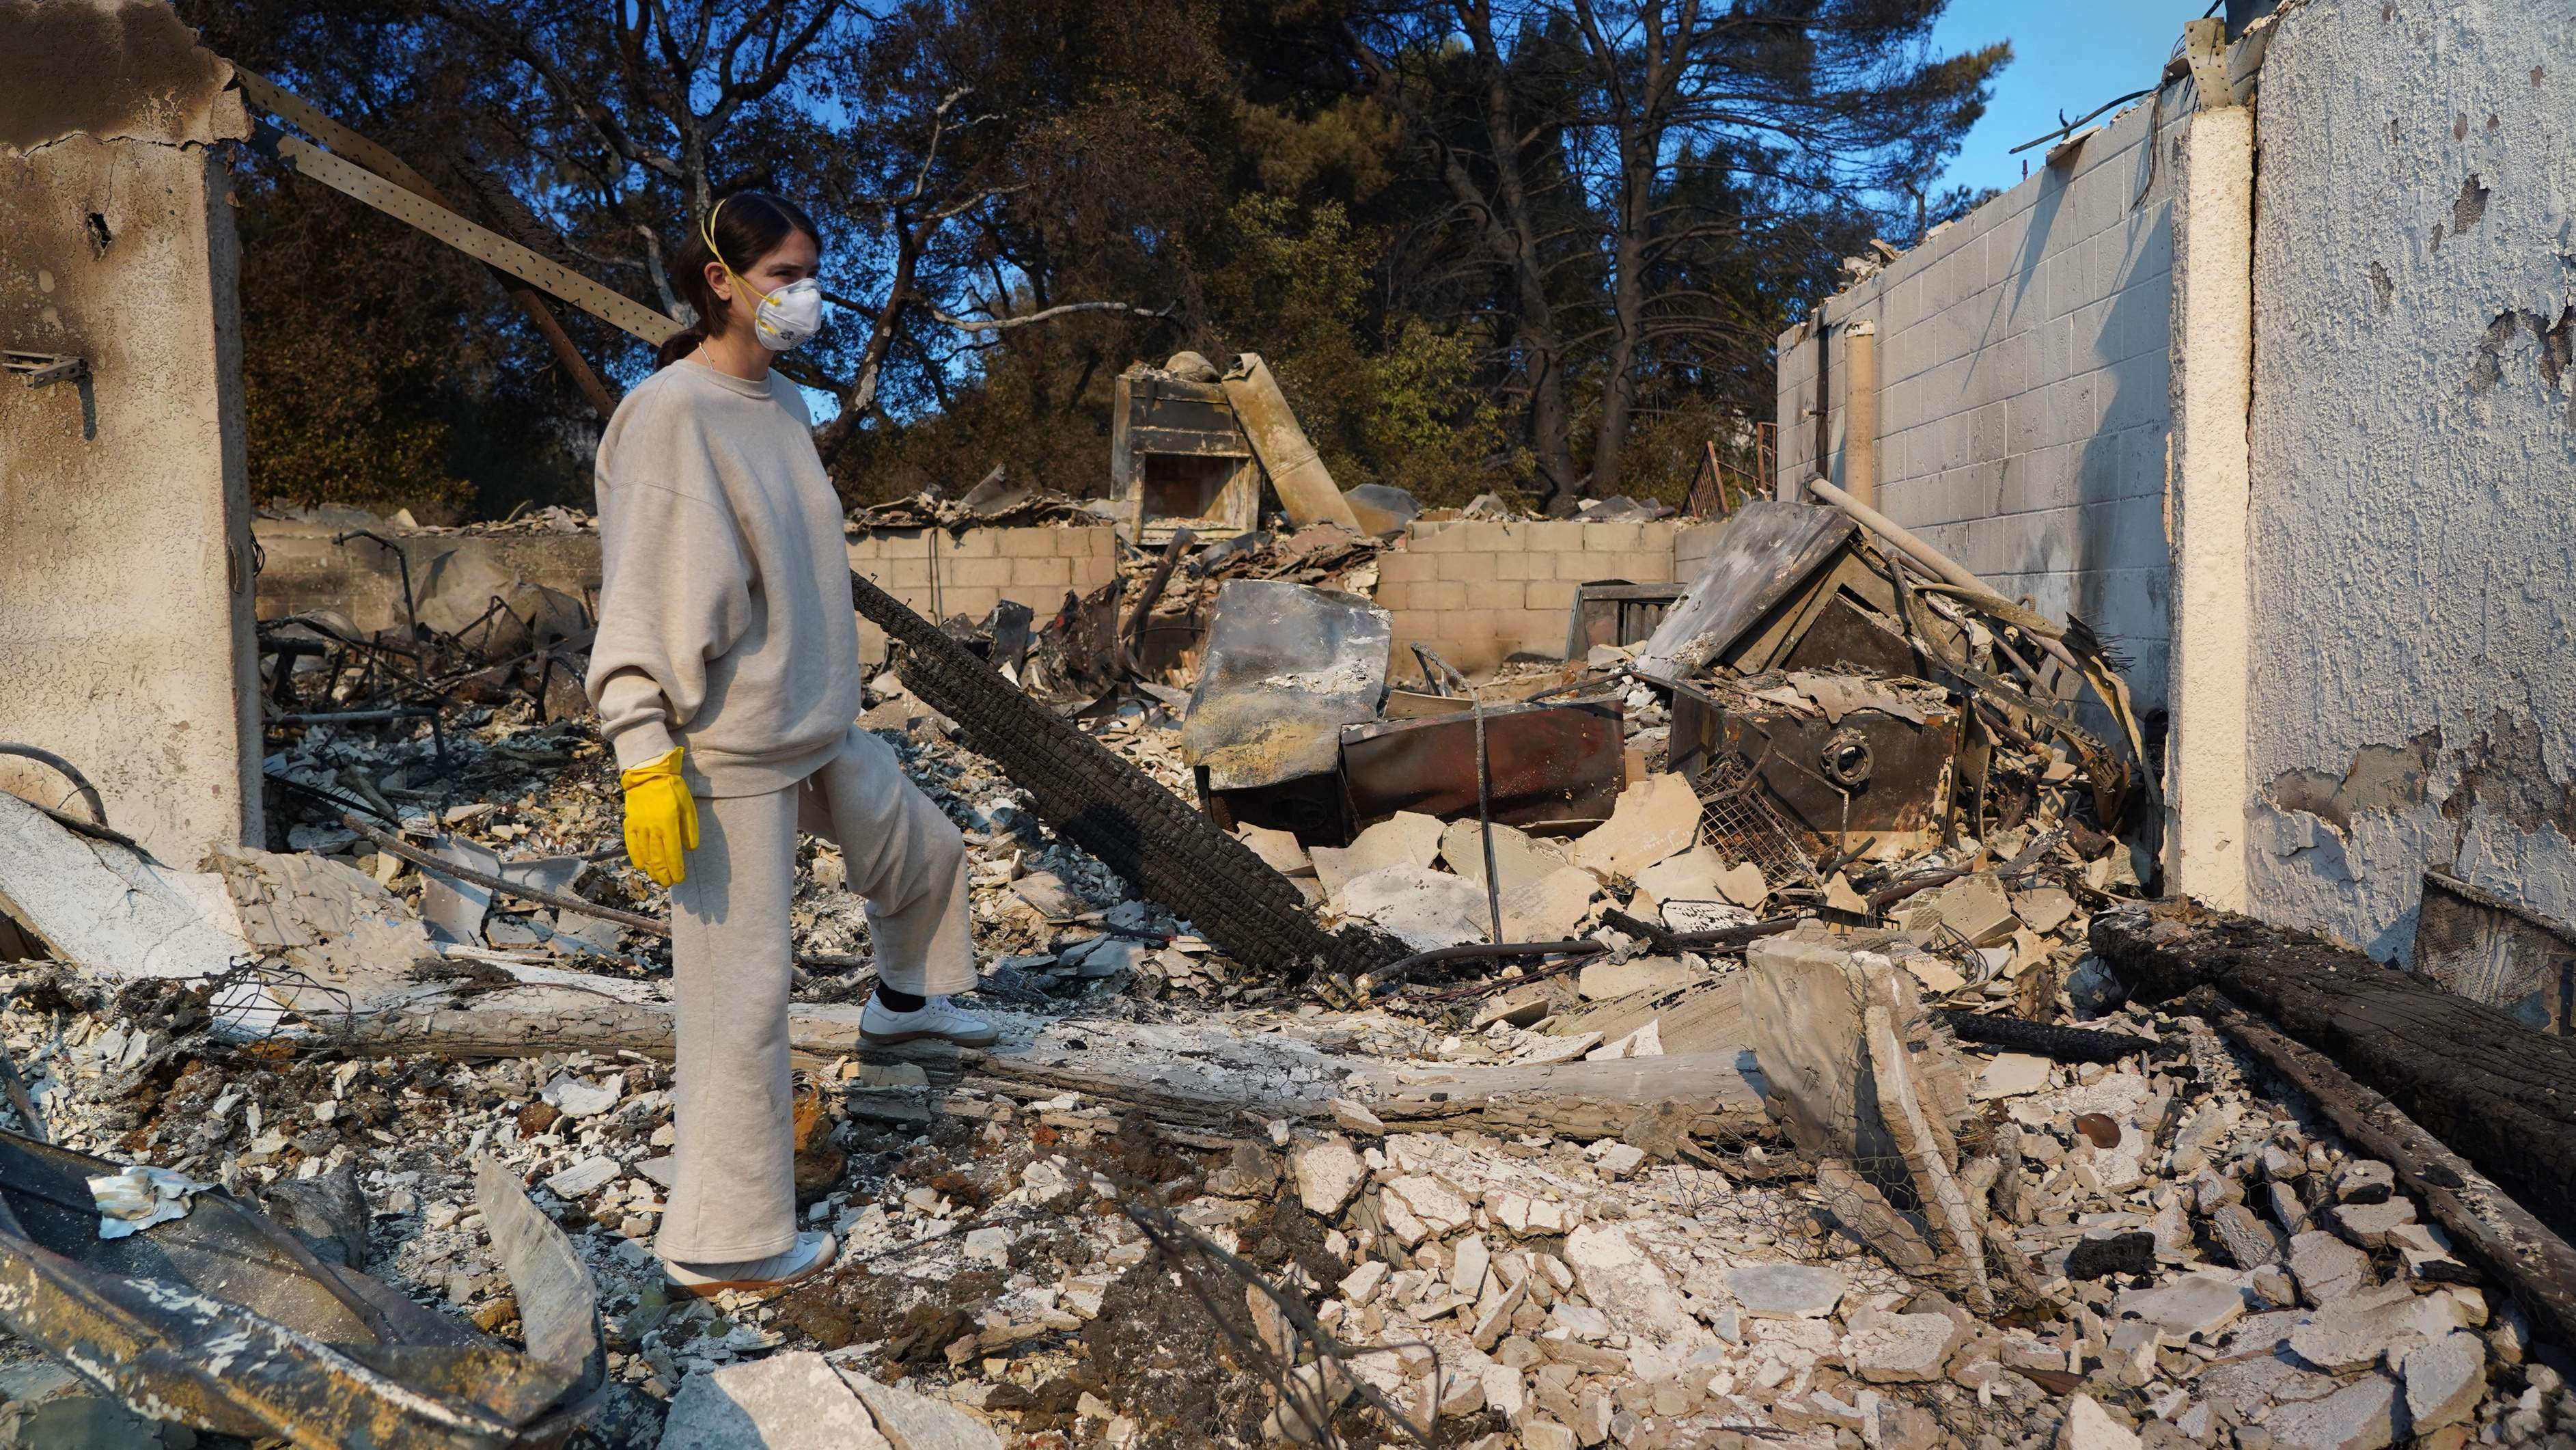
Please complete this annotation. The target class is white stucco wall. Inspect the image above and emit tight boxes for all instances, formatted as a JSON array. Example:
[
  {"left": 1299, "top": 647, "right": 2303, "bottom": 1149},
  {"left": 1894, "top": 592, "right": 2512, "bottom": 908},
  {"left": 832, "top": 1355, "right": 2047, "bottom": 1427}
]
[
  {"left": 0, "top": 1, "right": 261, "bottom": 866},
  {"left": 2241, "top": 0, "right": 2576, "bottom": 959},
  {"left": 1775, "top": 87, "right": 2191, "bottom": 713}
]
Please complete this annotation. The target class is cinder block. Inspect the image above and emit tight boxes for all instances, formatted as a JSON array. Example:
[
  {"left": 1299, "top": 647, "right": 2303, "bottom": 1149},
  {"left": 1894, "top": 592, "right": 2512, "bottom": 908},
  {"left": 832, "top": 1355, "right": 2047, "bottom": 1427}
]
[
  {"left": 945, "top": 530, "right": 999, "bottom": 559},
  {"left": 942, "top": 586, "right": 1001, "bottom": 619},
  {"left": 1607, "top": 551, "right": 1673, "bottom": 584},
  {"left": 1421, "top": 580, "right": 1468, "bottom": 611},
  {"left": 1521, "top": 520, "right": 1583, "bottom": 551},
  {"left": 1452, "top": 520, "right": 1511, "bottom": 552},
  {"left": 999, "top": 529, "right": 1055, "bottom": 558},
  {"left": 1492, "top": 549, "right": 1543, "bottom": 582},
  {"left": 1376, "top": 551, "right": 1436, "bottom": 585},
  {"left": 1525, "top": 579, "right": 1578, "bottom": 612},
  {"left": 1015, "top": 556, "right": 1072, "bottom": 587},
  {"left": 1580, "top": 521, "right": 1645, "bottom": 553},
  {"left": 953, "top": 557, "right": 1013, "bottom": 588},
  {"left": 872, "top": 556, "right": 931, "bottom": 588},
  {"left": 1465, "top": 578, "right": 1523, "bottom": 612},
  {"left": 1409, "top": 523, "right": 1465, "bottom": 553},
  {"left": 1061, "top": 528, "right": 1116, "bottom": 558},
  {"left": 1373, "top": 580, "right": 1411, "bottom": 611}
]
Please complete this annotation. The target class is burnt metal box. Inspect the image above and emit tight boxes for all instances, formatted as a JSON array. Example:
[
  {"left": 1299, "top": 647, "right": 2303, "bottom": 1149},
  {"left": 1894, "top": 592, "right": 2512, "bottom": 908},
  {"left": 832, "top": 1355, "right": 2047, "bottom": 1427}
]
[
  {"left": 1665, "top": 679, "right": 1958, "bottom": 853},
  {"left": 1340, "top": 700, "right": 1626, "bottom": 834}
]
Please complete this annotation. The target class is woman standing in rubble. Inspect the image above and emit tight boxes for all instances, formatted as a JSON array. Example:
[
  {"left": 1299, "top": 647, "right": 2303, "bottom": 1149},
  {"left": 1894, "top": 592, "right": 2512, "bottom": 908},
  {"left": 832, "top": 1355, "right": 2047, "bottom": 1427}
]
[{"left": 586, "top": 192, "right": 997, "bottom": 1296}]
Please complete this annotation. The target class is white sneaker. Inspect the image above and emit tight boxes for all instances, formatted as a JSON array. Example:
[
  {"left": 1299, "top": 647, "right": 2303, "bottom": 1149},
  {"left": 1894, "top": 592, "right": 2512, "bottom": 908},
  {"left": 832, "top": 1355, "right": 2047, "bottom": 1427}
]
[
  {"left": 859, "top": 994, "right": 999, "bottom": 1048},
  {"left": 662, "top": 1229, "right": 835, "bottom": 1298}
]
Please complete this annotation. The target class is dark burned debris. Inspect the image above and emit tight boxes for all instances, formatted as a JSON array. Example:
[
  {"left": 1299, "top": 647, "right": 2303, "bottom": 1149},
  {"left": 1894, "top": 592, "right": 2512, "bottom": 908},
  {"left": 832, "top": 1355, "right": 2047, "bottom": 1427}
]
[{"left": 0, "top": 497, "right": 2568, "bottom": 1449}]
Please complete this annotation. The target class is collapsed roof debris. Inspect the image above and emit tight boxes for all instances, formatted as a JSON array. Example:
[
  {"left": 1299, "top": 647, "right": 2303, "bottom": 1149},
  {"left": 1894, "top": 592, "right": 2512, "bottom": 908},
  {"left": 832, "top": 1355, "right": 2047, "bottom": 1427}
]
[{"left": 1, "top": 487, "right": 2570, "bottom": 1450}]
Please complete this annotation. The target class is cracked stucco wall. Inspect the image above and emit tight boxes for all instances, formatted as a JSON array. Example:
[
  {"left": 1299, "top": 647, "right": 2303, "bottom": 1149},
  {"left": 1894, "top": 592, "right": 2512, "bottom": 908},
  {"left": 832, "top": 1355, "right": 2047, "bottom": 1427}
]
[
  {"left": 2244, "top": 0, "right": 2576, "bottom": 959},
  {"left": 0, "top": 0, "right": 261, "bottom": 866}
]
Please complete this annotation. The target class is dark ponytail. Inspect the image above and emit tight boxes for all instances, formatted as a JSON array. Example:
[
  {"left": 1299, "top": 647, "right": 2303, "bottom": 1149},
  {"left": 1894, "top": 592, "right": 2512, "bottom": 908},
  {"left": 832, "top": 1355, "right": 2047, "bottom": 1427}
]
[{"left": 654, "top": 191, "right": 825, "bottom": 369}]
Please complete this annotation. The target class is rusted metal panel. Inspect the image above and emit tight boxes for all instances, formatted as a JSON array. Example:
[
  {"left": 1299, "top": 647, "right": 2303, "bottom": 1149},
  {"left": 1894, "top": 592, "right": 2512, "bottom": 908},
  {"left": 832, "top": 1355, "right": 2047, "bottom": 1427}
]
[
  {"left": 1777, "top": 593, "right": 1919, "bottom": 679},
  {"left": 1665, "top": 680, "right": 1958, "bottom": 850},
  {"left": 1340, "top": 700, "right": 1626, "bottom": 832}
]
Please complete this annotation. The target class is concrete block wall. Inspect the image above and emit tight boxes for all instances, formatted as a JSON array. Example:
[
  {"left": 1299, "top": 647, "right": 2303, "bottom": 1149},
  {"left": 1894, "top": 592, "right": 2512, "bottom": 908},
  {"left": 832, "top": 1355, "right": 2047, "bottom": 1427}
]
[
  {"left": 1377, "top": 519, "right": 1682, "bottom": 674},
  {"left": 1777, "top": 85, "right": 2192, "bottom": 713},
  {"left": 1673, "top": 523, "right": 1730, "bottom": 584},
  {"left": 850, "top": 525, "right": 1122, "bottom": 665}
]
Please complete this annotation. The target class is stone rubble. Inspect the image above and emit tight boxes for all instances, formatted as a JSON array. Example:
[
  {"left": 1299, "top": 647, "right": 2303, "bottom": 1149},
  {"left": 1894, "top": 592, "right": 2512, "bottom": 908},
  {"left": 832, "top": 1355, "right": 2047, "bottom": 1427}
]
[{"left": 0, "top": 659, "right": 2560, "bottom": 1449}]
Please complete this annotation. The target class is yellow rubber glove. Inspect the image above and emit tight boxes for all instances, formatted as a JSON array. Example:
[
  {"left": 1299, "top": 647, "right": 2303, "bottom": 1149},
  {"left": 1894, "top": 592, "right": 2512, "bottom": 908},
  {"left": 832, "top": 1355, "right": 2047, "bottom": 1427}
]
[{"left": 620, "top": 746, "right": 699, "bottom": 888}]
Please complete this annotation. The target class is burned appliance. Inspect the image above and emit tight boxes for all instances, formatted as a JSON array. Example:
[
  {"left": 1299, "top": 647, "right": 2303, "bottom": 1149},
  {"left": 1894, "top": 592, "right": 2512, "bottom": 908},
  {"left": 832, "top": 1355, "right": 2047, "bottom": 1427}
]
[{"left": 1665, "top": 672, "right": 1961, "bottom": 856}]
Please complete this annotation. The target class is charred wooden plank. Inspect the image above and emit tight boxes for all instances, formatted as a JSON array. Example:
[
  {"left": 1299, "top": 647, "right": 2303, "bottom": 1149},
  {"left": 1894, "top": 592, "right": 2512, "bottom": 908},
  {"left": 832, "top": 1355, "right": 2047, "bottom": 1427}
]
[
  {"left": 2092, "top": 902, "right": 2576, "bottom": 1243},
  {"left": 2181, "top": 986, "right": 2576, "bottom": 1352}
]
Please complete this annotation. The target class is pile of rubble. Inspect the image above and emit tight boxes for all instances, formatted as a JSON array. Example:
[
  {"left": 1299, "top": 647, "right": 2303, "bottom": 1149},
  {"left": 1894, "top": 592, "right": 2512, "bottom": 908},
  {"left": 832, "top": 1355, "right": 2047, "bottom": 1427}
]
[{"left": 0, "top": 475, "right": 2569, "bottom": 1447}]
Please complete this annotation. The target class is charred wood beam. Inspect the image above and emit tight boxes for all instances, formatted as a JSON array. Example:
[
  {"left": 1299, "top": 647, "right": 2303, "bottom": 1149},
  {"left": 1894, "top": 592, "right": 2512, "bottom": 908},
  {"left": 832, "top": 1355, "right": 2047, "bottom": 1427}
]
[
  {"left": 2092, "top": 903, "right": 2576, "bottom": 1244},
  {"left": 2179, "top": 986, "right": 2576, "bottom": 1353}
]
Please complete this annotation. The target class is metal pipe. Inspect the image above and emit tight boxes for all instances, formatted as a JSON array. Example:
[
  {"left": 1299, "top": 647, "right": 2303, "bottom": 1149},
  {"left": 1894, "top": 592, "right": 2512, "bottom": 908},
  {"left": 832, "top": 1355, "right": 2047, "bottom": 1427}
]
[
  {"left": 342, "top": 812, "right": 872, "bottom": 972},
  {"left": 0, "top": 743, "right": 105, "bottom": 825}
]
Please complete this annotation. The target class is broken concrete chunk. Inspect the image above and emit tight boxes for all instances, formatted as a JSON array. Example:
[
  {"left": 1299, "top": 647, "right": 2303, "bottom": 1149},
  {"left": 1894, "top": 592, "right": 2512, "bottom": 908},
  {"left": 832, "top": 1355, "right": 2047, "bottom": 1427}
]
[
  {"left": 2058, "top": 1393, "right": 2142, "bottom": 1450},
  {"left": 2400, "top": 1330, "right": 2487, "bottom": 1432},
  {"left": 1311, "top": 811, "right": 1445, "bottom": 897},
  {"left": 1630, "top": 847, "right": 1735, "bottom": 911},
  {"left": 1571, "top": 774, "right": 1701, "bottom": 881},
  {"left": 1380, "top": 1175, "right": 1474, "bottom": 1239},
  {"left": 1439, "top": 819, "right": 1568, "bottom": 895},
  {"left": 1843, "top": 1308, "right": 1961, "bottom": 1383},
  {"left": 1234, "top": 823, "right": 1315, "bottom": 878},
  {"left": 1292, "top": 1138, "right": 1366, "bottom": 1216},
  {"left": 1895, "top": 871, "right": 2017, "bottom": 947},
  {"left": 2110, "top": 1272, "right": 2248, "bottom": 1341},
  {"left": 2286, "top": 1229, "right": 2372, "bottom": 1306},
  {"left": 837, "top": 1365, "right": 1005, "bottom": 1449},
  {"left": 1723, "top": 1263, "right": 1845, "bottom": 1319},
  {"left": 2335, "top": 1158, "right": 2395, "bottom": 1204},
  {"left": 2331, "top": 1196, "right": 2417, "bottom": 1248},
  {"left": 2258, "top": 1371, "right": 2401, "bottom": 1450},
  {"left": 1564, "top": 1224, "right": 1695, "bottom": 1345},
  {"left": 2286, "top": 1291, "right": 2469, "bottom": 1371},
  {"left": 1499, "top": 866, "right": 1601, "bottom": 942},
  {"left": 2012, "top": 886, "right": 2077, "bottom": 935},
  {"left": 1973, "top": 1053, "right": 2052, "bottom": 1099},
  {"left": 1335, "top": 864, "right": 1489, "bottom": 950},
  {"left": 542, "top": 1073, "right": 624, "bottom": 1120},
  {"left": 542, "top": 1156, "right": 620, "bottom": 1199},
  {"left": 659, "top": 1353, "right": 895, "bottom": 1449}
]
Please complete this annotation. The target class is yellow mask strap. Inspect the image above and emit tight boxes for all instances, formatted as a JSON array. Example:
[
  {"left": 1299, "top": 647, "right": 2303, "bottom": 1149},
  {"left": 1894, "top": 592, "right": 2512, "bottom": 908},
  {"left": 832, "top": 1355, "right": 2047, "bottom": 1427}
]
[{"left": 700, "top": 197, "right": 773, "bottom": 309}]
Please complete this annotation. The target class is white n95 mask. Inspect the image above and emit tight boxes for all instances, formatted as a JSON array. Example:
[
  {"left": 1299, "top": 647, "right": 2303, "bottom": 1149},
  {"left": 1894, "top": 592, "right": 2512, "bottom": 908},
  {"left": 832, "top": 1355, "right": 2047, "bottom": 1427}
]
[{"left": 750, "top": 277, "right": 824, "bottom": 351}]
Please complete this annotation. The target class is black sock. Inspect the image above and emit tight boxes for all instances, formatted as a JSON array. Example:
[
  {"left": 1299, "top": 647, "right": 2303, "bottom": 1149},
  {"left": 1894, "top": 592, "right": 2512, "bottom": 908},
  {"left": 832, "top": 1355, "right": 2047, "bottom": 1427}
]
[{"left": 874, "top": 986, "right": 926, "bottom": 1013}]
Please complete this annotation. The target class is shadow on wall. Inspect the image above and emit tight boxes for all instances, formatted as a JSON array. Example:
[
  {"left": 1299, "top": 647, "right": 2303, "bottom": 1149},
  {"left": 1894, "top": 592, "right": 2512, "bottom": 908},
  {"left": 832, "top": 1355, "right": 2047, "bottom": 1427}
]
[{"left": 1995, "top": 156, "right": 2177, "bottom": 714}]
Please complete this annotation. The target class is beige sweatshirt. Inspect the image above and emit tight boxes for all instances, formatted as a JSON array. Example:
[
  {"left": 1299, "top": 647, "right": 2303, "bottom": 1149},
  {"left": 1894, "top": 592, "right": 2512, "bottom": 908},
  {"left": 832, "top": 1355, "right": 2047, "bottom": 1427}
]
[{"left": 586, "top": 359, "right": 860, "bottom": 797}]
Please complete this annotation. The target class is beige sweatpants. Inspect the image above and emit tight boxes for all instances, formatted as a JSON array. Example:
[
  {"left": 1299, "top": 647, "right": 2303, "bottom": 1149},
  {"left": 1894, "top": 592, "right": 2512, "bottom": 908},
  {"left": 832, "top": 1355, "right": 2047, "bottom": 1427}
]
[{"left": 656, "top": 725, "right": 975, "bottom": 1263}]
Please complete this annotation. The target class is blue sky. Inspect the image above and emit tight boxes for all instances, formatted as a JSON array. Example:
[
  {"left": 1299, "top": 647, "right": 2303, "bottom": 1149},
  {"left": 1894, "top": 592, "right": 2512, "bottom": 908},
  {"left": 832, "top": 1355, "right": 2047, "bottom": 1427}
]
[{"left": 1927, "top": 0, "right": 2214, "bottom": 197}]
